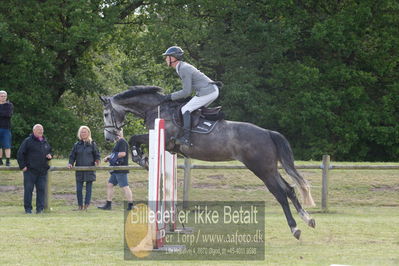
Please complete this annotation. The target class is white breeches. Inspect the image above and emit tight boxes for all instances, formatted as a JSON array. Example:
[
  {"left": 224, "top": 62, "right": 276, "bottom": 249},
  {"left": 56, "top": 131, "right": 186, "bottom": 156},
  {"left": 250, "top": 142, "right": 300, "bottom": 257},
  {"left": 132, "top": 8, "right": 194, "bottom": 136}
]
[{"left": 181, "top": 86, "right": 219, "bottom": 114}]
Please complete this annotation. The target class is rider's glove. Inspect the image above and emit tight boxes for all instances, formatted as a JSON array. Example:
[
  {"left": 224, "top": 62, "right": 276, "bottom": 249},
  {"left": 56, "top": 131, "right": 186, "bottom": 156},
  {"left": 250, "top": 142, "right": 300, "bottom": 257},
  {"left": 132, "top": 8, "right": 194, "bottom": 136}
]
[{"left": 161, "top": 94, "right": 172, "bottom": 103}]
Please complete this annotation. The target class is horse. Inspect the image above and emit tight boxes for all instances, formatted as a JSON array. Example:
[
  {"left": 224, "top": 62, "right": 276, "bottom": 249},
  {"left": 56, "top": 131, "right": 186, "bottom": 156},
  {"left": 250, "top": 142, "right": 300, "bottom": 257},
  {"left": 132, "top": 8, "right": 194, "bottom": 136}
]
[{"left": 100, "top": 85, "right": 316, "bottom": 239}]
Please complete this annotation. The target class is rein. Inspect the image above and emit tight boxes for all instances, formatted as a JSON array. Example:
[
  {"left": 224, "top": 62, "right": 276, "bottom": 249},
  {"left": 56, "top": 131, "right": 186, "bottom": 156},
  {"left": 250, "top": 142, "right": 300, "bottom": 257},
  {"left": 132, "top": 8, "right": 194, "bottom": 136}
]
[
  {"left": 143, "top": 103, "right": 174, "bottom": 125},
  {"left": 103, "top": 102, "right": 127, "bottom": 136},
  {"left": 104, "top": 94, "right": 173, "bottom": 134}
]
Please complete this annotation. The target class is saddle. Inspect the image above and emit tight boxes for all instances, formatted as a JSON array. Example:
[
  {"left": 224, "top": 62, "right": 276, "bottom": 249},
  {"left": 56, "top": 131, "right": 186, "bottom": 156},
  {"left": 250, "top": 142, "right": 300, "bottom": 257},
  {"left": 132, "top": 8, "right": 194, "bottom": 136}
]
[
  {"left": 197, "top": 106, "right": 224, "bottom": 120},
  {"left": 173, "top": 104, "right": 225, "bottom": 134}
]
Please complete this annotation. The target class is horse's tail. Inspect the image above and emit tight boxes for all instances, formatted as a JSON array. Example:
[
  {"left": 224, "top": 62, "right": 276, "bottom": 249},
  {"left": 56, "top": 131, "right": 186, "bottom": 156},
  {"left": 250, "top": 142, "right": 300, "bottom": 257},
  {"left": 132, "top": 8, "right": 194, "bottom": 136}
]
[{"left": 269, "top": 131, "right": 316, "bottom": 207}]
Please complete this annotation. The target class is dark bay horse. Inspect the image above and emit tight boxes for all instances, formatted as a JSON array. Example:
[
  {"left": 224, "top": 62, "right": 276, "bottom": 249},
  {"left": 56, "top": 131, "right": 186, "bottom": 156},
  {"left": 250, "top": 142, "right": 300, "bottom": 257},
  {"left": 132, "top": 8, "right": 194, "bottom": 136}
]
[{"left": 100, "top": 85, "right": 316, "bottom": 239}]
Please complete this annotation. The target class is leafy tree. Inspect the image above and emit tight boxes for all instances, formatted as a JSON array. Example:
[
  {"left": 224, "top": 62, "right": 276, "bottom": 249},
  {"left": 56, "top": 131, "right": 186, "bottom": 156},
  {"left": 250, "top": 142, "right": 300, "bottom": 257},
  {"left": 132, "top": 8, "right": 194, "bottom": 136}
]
[
  {"left": 123, "top": 0, "right": 399, "bottom": 161},
  {"left": 0, "top": 0, "right": 145, "bottom": 155},
  {"left": 265, "top": 0, "right": 399, "bottom": 160},
  {"left": 1, "top": 0, "right": 398, "bottom": 161}
]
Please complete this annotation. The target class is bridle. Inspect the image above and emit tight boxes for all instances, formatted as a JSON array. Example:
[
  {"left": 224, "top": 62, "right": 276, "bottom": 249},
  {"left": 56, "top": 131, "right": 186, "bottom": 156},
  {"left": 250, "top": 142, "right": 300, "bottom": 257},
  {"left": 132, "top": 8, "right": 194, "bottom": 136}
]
[
  {"left": 103, "top": 100, "right": 127, "bottom": 136},
  {"left": 101, "top": 94, "right": 165, "bottom": 136}
]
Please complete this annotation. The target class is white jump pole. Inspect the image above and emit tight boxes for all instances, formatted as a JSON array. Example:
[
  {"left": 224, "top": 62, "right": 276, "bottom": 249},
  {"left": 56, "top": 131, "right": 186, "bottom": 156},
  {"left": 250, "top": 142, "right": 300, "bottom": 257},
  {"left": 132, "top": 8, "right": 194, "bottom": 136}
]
[
  {"left": 148, "top": 118, "right": 177, "bottom": 249},
  {"left": 165, "top": 148, "right": 177, "bottom": 232}
]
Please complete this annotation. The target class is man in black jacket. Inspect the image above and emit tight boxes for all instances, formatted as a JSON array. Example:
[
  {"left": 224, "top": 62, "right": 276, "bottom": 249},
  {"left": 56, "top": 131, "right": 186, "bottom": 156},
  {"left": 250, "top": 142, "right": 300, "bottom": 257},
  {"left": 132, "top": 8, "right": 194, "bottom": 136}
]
[
  {"left": 0, "top": 90, "right": 13, "bottom": 166},
  {"left": 17, "top": 124, "right": 52, "bottom": 214}
]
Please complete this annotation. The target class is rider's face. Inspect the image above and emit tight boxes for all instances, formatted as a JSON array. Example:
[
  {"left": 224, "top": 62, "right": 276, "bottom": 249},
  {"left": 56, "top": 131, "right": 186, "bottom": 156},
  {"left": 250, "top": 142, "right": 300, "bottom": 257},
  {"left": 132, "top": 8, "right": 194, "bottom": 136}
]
[
  {"left": 165, "top": 56, "right": 171, "bottom": 66},
  {"left": 165, "top": 56, "right": 177, "bottom": 67}
]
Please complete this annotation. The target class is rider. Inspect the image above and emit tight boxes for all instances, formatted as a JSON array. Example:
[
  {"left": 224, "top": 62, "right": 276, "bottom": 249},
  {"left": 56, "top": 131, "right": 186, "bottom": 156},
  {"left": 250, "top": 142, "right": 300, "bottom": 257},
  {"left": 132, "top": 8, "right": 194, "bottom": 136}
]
[{"left": 162, "top": 46, "right": 219, "bottom": 147}]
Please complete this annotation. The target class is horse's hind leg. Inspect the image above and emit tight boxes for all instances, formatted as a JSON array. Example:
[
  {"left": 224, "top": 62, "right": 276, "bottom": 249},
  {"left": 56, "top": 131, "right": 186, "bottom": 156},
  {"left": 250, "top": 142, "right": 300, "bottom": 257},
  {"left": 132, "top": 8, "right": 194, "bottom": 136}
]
[
  {"left": 242, "top": 155, "right": 301, "bottom": 239},
  {"left": 279, "top": 174, "right": 316, "bottom": 229},
  {"left": 262, "top": 174, "right": 302, "bottom": 240}
]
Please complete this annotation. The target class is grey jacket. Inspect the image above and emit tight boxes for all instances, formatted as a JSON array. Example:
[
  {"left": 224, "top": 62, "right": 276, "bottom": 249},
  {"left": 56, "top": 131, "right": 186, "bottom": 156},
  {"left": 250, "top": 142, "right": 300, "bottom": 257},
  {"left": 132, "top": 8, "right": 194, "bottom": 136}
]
[
  {"left": 69, "top": 141, "right": 100, "bottom": 182},
  {"left": 171, "top": 61, "right": 216, "bottom": 100}
]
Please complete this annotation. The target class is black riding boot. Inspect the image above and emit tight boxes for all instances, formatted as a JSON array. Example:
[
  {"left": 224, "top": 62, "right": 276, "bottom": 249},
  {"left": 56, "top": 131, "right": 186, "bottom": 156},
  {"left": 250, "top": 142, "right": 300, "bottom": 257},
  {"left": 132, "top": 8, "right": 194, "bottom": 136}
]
[
  {"left": 97, "top": 201, "right": 112, "bottom": 210},
  {"left": 175, "top": 111, "right": 191, "bottom": 147}
]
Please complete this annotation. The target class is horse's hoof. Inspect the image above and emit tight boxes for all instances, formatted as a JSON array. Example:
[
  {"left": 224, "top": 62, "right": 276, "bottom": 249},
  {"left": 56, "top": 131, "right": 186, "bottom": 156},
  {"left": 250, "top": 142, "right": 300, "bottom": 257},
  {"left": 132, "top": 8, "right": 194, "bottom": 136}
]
[
  {"left": 293, "top": 229, "right": 301, "bottom": 240},
  {"left": 292, "top": 228, "right": 301, "bottom": 240},
  {"left": 308, "top": 218, "right": 316, "bottom": 229},
  {"left": 142, "top": 158, "right": 149, "bottom": 170},
  {"left": 136, "top": 158, "right": 148, "bottom": 170},
  {"left": 132, "top": 155, "right": 141, "bottom": 164}
]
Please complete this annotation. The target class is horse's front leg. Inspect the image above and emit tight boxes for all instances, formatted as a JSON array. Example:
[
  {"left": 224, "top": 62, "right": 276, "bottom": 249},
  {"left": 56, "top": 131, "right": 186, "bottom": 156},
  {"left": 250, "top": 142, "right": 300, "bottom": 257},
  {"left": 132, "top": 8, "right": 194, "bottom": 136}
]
[{"left": 129, "top": 134, "right": 149, "bottom": 169}]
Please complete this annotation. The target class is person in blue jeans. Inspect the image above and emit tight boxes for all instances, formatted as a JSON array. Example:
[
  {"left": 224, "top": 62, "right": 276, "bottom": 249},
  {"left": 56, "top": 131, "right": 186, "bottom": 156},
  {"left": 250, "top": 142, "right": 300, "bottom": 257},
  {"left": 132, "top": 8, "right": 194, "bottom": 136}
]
[
  {"left": 68, "top": 126, "right": 100, "bottom": 211},
  {"left": 0, "top": 90, "right": 14, "bottom": 166},
  {"left": 98, "top": 130, "right": 133, "bottom": 211},
  {"left": 17, "top": 124, "right": 52, "bottom": 214}
]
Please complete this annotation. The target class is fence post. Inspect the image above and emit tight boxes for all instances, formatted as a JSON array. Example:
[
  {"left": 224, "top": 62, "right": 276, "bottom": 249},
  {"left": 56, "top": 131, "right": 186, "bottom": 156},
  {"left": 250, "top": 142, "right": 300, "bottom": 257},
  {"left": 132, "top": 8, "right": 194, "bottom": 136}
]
[
  {"left": 44, "top": 164, "right": 52, "bottom": 212},
  {"left": 321, "top": 155, "right": 330, "bottom": 211},
  {"left": 183, "top": 158, "right": 191, "bottom": 209}
]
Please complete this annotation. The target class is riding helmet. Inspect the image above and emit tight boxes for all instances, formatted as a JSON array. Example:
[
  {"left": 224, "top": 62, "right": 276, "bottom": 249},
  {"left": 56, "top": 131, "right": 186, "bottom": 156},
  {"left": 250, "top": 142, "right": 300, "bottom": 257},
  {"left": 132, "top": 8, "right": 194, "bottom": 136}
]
[{"left": 162, "top": 46, "right": 184, "bottom": 60}]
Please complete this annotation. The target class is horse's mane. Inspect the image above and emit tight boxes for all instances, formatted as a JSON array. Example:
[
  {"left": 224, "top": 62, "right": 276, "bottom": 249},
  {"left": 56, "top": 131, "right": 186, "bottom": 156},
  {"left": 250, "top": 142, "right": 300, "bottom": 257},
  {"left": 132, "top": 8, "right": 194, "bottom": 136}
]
[{"left": 114, "top": 85, "right": 163, "bottom": 100}]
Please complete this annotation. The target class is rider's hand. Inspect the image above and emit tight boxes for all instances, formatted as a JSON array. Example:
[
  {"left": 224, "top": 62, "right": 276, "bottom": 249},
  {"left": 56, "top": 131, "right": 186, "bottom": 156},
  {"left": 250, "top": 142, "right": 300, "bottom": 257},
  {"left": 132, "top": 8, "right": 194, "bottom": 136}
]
[{"left": 161, "top": 94, "right": 172, "bottom": 104}]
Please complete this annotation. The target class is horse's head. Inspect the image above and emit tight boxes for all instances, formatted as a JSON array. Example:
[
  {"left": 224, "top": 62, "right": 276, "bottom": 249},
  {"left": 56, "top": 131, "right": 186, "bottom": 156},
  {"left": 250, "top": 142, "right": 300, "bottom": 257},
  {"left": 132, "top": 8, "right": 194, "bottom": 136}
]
[
  {"left": 100, "top": 96, "right": 126, "bottom": 142},
  {"left": 100, "top": 86, "right": 167, "bottom": 139}
]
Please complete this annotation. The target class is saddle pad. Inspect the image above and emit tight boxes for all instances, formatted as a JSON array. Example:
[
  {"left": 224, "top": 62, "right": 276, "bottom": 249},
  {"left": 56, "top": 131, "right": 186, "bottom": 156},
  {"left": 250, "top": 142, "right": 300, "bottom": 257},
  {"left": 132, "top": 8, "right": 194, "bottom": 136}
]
[{"left": 191, "top": 118, "right": 219, "bottom": 134}]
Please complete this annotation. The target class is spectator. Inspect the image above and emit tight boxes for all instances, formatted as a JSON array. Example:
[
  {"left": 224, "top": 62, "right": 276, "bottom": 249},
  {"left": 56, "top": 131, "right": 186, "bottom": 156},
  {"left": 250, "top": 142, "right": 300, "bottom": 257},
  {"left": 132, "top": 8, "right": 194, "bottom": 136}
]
[
  {"left": 98, "top": 130, "right": 133, "bottom": 211},
  {"left": 0, "top": 90, "right": 14, "bottom": 166},
  {"left": 17, "top": 124, "right": 52, "bottom": 214},
  {"left": 68, "top": 126, "right": 100, "bottom": 211}
]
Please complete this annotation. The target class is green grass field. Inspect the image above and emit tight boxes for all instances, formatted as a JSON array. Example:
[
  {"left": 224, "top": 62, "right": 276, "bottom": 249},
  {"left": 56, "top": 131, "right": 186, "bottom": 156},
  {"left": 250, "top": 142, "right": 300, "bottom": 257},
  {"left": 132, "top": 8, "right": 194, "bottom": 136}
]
[{"left": 1, "top": 159, "right": 398, "bottom": 265}]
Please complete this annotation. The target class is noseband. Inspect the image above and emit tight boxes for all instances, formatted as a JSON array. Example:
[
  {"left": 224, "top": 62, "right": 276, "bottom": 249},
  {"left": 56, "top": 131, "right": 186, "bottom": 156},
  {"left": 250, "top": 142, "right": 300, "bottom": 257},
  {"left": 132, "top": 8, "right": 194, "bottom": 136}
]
[{"left": 104, "top": 101, "right": 126, "bottom": 136}]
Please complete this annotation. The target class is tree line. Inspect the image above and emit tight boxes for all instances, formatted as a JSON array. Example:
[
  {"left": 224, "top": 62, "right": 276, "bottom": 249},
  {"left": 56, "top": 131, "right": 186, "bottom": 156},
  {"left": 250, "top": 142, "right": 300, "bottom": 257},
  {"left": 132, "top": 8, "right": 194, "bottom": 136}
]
[{"left": 1, "top": 0, "right": 398, "bottom": 161}]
